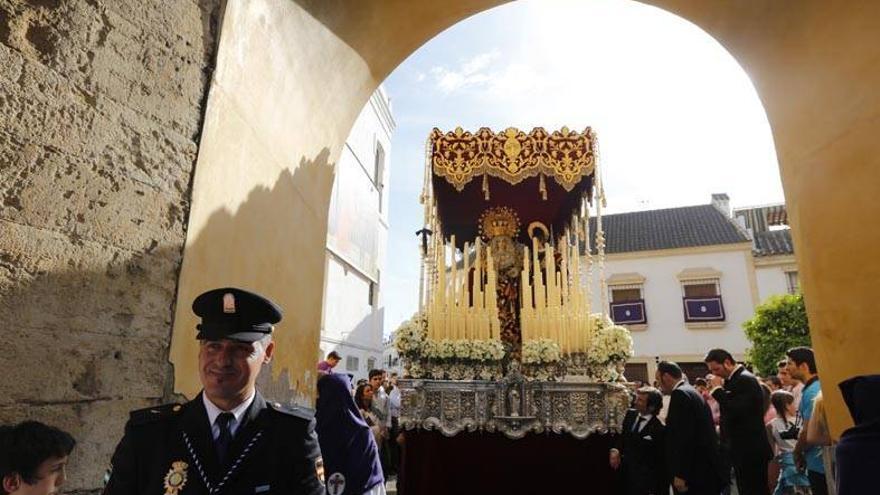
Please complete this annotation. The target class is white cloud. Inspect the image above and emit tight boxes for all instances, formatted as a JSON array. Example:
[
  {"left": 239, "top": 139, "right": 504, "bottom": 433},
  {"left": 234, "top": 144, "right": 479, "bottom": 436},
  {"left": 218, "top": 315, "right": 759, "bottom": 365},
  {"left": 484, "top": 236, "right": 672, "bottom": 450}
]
[
  {"left": 461, "top": 51, "right": 498, "bottom": 75},
  {"left": 486, "top": 63, "right": 546, "bottom": 99},
  {"left": 429, "top": 50, "right": 501, "bottom": 94}
]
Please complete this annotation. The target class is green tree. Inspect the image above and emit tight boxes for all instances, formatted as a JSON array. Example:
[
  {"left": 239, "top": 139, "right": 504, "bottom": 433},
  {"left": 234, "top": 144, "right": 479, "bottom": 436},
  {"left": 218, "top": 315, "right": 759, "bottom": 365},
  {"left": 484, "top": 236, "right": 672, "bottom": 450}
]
[{"left": 743, "top": 293, "right": 811, "bottom": 376}]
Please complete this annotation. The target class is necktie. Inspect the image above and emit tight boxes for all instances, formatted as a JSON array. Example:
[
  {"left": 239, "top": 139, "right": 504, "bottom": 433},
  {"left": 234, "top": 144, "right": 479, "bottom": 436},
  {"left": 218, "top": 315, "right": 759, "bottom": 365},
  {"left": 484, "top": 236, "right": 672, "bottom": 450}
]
[
  {"left": 215, "top": 412, "right": 234, "bottom": 464},
  {"left": 632, "top": 416, "right": 644, "bottom": 433}
]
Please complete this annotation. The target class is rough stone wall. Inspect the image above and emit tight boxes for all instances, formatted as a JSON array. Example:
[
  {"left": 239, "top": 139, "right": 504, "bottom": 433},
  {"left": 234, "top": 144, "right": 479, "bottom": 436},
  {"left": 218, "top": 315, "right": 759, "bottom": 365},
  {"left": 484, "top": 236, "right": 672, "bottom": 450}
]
[{"left": 0, "top": 0, "right": 220, "bottom": 492}]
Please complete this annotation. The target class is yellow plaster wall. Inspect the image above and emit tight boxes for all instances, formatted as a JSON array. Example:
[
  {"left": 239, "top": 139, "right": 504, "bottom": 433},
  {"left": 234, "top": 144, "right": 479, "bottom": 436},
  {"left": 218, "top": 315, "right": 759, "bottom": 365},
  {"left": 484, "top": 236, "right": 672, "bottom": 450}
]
[
  {"left": 171, "top": 0, "right": 502, "bottom": 403},
  {"left": 176, "top": 0, "right": 880, "bottom": 432}
]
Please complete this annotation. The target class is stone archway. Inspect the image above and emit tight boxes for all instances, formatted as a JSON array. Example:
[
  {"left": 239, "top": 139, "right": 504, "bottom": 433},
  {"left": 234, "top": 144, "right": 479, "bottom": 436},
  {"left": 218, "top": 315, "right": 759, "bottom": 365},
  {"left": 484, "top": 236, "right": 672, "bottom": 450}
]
[
  {"left": 1, "top": 1, "right": 878, "bottom": 490},
  {"left": 175, "top": 0, "right": 880, "bottom": 437}
]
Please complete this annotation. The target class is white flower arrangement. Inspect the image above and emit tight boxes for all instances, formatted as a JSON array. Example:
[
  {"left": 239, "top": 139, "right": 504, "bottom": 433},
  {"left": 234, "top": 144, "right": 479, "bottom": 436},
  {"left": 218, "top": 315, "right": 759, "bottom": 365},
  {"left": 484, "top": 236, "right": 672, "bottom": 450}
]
[
  {"left": 397, "top": 310, "right": 631, "bottom": 383},
  {"left": 589, "top": 313, "right": 615, "bottom": 333},
  {"left": 407, "top": 360, "right": 424, "bottom": 379},
  {"left": 521, "top": 339, "right": 562, "bottom": 364},
  {"left": 559, "top": 313, "right": 634, "bottom": 383},
  {"left": 421, "top": 338, "right": 505, "bottom": 362},
  {"left": 583, "top": 364, "right": 615, "bottom": 383},
  {"left": 588, "top": 321, "right": 633, "bottom": 364},
  {"left": 394, "top": 312, "right": 427, "bottom": 358}
]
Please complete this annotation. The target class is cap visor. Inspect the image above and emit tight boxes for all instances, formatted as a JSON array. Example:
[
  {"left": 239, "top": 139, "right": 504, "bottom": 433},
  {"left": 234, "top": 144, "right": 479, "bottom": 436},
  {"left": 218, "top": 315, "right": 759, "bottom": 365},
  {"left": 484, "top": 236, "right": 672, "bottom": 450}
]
[{"left": 197, "top": 331, "right": 269, "bottom": 342}]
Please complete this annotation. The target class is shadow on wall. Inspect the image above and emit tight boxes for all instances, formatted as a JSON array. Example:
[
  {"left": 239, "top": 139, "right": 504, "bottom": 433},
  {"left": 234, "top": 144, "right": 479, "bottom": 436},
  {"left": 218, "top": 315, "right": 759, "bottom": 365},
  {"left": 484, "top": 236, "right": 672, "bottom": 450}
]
[
  {"left": 0, "top": 148, "right": 336, "bottom": 492},
  {"left": 0, "top": 0, "right": 223, "bottom": 491},
  {"left": 0, "top": 242, "right": 185, "bottom": 491},
  {"left": 172, "top": 148, "right": 337, "bottom": 410}
]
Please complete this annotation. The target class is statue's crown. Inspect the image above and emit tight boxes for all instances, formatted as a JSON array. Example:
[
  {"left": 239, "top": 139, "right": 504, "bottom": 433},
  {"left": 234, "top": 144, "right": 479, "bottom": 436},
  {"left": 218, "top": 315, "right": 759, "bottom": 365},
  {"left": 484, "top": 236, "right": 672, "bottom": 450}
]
[{"left": 479, "top": 206, "right": 520, "bottom": 240}]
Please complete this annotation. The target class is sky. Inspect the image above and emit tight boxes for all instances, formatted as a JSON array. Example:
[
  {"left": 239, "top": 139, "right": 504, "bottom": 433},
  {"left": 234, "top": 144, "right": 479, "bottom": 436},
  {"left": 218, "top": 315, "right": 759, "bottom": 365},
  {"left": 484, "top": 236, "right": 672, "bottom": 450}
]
[{"left": 379, "top": 0, "right": 784, "bottom": 337}]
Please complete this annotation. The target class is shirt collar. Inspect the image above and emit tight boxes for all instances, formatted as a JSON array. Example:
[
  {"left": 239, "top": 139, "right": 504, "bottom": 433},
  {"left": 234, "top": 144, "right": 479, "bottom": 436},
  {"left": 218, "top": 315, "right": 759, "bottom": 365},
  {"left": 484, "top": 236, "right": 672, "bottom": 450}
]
[
  {"left": 203, "top": 390, "right": 256, "bottom": 428},
  {"left": 674, "top": 379, "right": 686, "bottom": 390}
]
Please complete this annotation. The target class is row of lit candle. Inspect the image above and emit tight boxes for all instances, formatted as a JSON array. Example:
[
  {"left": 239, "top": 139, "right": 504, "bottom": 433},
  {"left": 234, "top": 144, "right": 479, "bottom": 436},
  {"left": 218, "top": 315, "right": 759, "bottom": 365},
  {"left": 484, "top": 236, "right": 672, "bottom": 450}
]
[
  {"left": 520, "top": 220, "right": 593, "bottom": 354},
  {"left": 425, "top": 234, "right": 501, "bottom": 341}
]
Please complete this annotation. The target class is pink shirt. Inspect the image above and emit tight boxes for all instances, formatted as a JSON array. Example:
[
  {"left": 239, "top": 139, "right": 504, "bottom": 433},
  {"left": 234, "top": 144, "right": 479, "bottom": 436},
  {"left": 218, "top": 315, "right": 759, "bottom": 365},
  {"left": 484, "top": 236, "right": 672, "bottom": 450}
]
[{"left": 700, "top": 390, "right": 722, "bottom": 426}]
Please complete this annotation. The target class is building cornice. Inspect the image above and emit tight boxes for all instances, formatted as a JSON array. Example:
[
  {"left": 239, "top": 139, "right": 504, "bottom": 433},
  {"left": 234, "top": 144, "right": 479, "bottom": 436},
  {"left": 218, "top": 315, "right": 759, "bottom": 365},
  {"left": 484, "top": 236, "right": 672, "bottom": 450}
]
[
  {"left": 603, "top": 242, "right": 753, "bottom": 261},
  {"left": 677, "top": 266, "right": 723, "bottom": 281},
  {"left": 606, "top": 272, "right": 646, "bottom": 286},
  {"left": 753, "top": 254, "right": 798, "bottom": 267}
]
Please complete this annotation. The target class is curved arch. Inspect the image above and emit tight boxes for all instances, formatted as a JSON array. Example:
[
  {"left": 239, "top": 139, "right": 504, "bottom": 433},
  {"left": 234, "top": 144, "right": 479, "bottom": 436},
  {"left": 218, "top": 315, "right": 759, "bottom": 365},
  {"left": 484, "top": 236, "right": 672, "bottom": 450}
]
[{"left": 174, "top": 0, "right": 880, "bottom": 436}]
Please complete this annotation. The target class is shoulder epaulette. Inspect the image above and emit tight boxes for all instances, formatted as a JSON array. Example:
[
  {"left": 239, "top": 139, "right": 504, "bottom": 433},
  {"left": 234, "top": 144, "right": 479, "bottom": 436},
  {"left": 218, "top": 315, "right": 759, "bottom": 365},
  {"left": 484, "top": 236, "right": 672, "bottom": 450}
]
[
  {"left": 267, "top": 401, "right": 315, "bottom": 421},
  {"left": 127, "top": 403, "right": 183, "bottom": 426}
]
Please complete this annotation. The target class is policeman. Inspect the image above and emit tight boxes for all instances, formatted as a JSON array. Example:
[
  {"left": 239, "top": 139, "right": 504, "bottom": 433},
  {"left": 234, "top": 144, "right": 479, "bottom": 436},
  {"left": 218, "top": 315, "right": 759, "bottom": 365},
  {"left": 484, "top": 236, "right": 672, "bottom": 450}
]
[{"left": 104, "top": 287, "right": 324, "bottom": 494}]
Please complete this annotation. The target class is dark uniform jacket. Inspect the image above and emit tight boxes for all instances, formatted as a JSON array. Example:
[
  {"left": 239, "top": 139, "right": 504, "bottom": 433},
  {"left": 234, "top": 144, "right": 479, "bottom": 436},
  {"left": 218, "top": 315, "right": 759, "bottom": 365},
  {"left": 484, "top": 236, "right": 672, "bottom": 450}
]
[
  {"left": 710, "top": 366, "right": 774, "bottom": 464},
  {"left": 614, "top": 409, "right": 668, "bottom": 495},
  {"left": 665, "top": 382, "right": 725, "bottom": 495},
  {"left": 104, "top": 392, "right": 324, "bottom": 495}
]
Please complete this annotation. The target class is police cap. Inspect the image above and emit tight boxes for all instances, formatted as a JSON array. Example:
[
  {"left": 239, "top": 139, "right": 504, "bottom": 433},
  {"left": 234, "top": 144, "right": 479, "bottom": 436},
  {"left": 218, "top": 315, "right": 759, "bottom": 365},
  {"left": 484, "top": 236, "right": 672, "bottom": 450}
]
[{"left": 192, "top": 287, "right": 282, "bottom": 342}]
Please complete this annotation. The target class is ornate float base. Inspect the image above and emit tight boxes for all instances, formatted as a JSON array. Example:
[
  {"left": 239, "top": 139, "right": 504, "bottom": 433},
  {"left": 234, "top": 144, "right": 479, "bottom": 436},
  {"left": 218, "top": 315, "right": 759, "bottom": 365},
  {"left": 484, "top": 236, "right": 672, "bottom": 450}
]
[{"left": 398, "top": 375, "right": 630, "bottom": 440}]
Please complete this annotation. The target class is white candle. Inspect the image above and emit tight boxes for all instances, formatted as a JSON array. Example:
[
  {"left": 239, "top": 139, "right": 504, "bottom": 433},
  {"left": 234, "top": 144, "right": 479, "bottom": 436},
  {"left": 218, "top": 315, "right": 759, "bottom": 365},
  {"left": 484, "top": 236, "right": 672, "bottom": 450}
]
[{"left": 486, "top": 246, "right": 497, "bottom": 340}]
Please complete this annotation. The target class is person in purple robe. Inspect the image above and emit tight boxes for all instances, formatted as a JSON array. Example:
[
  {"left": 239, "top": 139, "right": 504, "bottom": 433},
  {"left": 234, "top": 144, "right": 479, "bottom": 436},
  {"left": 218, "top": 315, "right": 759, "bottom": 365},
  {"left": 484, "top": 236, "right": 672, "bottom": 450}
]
[
  {"left": 316, "top": 373, "right": 385, "bottom": 495},
  {"left": 836, "top": 374, "right": 880, "bottom": 495}
]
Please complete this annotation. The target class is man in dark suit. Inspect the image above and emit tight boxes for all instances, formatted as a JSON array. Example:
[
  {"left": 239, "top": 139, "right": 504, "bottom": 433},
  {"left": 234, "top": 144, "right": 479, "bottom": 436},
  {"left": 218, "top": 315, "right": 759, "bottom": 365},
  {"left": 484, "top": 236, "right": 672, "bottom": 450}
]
[
  {"left": 103, "top": 287, "right": 325, "bottom": 494},
  {"left": 705, "top": 349, "right": 773, "bottom": 495},
  {"left": 609, "top": 386, "right": 668, "bottom": 495},
  {"left": 656, "top": 361, "right": 725, "bottom": 495}
]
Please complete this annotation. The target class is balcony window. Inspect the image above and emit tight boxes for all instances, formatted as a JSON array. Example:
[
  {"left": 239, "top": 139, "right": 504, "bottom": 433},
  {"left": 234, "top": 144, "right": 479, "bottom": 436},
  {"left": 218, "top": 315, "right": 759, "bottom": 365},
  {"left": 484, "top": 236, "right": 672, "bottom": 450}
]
[
  {"left": 609, "top": 285, "right": 647, "bottom": 326},
  {"left": 346, "top": 356, "right": 359, "bottom": 372},
  {"left": 681, "top": 279, "right": 725, "bottom": 323}
]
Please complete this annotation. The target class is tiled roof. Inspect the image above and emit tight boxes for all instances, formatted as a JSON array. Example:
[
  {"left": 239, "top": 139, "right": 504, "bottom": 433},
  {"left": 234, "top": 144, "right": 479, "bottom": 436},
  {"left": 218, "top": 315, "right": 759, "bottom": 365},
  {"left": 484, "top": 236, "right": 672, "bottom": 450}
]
[
  {"left": 753, "top": 229, "right": 795, "bottom": 256},
  {"left": 588, "top": 204, "right": 750, "bottom": 254}
]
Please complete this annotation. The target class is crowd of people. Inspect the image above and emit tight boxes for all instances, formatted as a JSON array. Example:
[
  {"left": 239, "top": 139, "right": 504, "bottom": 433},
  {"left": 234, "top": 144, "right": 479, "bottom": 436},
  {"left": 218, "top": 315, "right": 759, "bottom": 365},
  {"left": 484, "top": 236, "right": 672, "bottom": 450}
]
[
  {"left": 610, "top": 346, "right": 835, "bottom": 495},
  {"left": 0, "top": 287, "right": 868, "bottom": 495}
]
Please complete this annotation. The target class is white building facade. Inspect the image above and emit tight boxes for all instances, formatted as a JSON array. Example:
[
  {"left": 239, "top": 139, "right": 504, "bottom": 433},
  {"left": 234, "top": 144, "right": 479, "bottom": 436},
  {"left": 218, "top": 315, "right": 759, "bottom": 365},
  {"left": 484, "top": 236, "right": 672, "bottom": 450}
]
[
  {"left": 382, "top": 335, "right": 403, "bottom": 378},
  {"left": 585, "top": 195, "right": 796, "bottom": 383},
  {"left": 320, "top": 88, "right": 395, "bottom": 382}
]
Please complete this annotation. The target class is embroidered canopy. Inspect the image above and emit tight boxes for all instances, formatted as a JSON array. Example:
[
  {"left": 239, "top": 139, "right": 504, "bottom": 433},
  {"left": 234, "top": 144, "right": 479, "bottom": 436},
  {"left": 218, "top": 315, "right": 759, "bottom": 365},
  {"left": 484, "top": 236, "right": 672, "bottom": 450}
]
[
  {"left": 429, "top": 126, "right": 597, "bottom": 246},
  {"left": 430, "top": 126, "right": 597, "bottom": 192}
]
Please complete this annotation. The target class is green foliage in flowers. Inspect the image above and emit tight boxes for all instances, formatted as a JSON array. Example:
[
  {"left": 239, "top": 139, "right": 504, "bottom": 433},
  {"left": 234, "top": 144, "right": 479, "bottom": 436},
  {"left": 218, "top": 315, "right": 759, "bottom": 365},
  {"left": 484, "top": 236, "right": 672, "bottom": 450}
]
[{"left": 743, "top": 293, "right": 811, "bottom": 376}]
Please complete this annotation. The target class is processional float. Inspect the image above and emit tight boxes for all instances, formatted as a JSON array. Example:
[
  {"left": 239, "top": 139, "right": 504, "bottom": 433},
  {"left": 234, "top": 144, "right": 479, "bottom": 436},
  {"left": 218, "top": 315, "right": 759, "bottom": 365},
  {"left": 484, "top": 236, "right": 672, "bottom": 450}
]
[{"left": 396, "top": 127, "right": 633, "bottom": 439}]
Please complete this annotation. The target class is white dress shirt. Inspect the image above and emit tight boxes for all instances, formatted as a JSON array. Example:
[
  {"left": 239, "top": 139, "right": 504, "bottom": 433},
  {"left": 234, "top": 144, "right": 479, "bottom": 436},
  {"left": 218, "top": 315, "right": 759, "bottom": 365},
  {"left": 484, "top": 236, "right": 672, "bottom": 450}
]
[
  {"left": 633, "top": 413, "right": 654, "bottom": 433},
  {"left": 373, "top": 386, "right": 391, "bottom": 427},
  {"left": 388, "top": 386, "right": 401, "bottom": 418},
  {"left": 203, "top": 391, "right": 256, "bottom": 440}
]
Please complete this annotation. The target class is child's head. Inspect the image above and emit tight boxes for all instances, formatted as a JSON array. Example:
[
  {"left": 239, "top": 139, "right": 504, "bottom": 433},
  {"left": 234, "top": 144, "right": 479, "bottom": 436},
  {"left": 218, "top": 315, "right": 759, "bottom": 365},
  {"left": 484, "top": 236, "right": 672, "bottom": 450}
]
[
  {"left": 770, "top": 389, "right": 796, "bottom": 418},
  {"left": 1, "top": 422, "right": 75, "bottom": 495}
]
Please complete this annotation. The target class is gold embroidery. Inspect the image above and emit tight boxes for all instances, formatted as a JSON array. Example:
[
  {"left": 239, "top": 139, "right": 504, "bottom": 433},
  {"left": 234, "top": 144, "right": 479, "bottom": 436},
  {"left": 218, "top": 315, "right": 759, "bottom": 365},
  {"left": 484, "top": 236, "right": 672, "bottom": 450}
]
[{"left": 430, "top": 127, "right": 596, "bottom": 192}]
